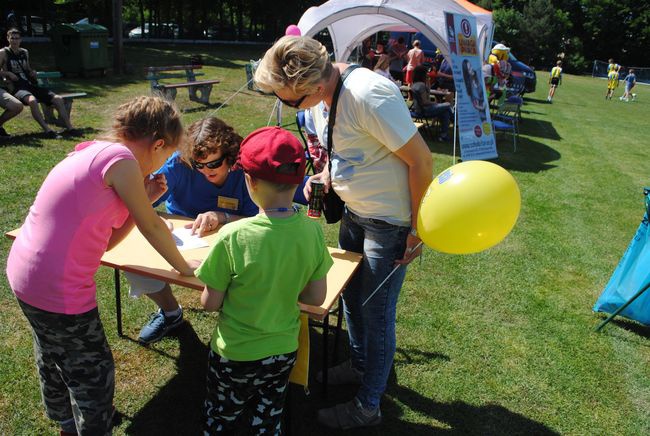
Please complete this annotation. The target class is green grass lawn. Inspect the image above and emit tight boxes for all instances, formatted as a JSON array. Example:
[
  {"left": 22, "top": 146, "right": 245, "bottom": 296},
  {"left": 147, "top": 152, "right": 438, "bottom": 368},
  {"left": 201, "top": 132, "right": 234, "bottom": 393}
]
[{"left": 1, "top": 43, "right": 649, "bottom": 435}]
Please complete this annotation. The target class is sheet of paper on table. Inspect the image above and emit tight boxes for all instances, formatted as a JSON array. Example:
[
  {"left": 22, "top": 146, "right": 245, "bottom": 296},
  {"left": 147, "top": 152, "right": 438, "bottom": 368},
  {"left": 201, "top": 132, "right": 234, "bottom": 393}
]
[{"left": 172, "top": 227, "right": 209, "bottom": 251}]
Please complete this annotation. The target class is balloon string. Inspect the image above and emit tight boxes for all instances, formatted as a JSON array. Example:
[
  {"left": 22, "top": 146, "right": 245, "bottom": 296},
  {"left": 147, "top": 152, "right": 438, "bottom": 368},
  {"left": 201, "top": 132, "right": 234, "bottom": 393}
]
[{"left": 361, "top": 241, "right": 423, "bottom": 307}]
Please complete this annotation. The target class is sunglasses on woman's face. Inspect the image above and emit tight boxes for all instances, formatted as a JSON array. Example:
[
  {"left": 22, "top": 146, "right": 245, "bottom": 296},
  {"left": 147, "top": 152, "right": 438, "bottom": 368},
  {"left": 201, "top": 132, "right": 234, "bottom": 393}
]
[
  {"left": 273, "top": 91, "right": 308, "bottom": 108},
  {"left": 191, "top": 156, "right": 226, "bottom": 170}
]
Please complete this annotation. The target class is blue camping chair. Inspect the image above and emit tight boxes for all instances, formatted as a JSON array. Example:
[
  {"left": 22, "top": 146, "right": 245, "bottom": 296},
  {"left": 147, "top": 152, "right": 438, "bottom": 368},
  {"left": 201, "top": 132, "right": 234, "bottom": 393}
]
[{"left": 492, "top": 118, "right": 517, "bottom": 152}]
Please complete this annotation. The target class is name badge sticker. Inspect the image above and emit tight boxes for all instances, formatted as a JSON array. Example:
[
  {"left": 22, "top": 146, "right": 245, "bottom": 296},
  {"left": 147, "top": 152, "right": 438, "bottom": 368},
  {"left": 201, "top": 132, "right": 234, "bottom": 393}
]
[{"left": 217, "top": 196, "right": 239, "bottom": 210}]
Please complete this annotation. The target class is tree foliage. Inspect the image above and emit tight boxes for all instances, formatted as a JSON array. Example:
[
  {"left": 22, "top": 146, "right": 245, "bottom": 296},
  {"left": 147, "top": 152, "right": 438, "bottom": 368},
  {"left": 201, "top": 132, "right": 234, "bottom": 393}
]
[
  {"left": 480, "top": 0, "right": 649, "bottom": 71},
  {"left": 6, "top": 0, "right": 649, "bottom": 72}
]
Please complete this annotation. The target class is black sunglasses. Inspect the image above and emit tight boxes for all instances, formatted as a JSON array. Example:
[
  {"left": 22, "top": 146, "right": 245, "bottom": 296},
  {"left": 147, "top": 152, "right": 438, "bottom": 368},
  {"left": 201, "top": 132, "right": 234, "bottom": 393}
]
[
  {"left": 273, "top": 91, "right": 307, "bottom": 109},
  {"left": 191, "top": 156, "right": 226, "bottom": 170}
]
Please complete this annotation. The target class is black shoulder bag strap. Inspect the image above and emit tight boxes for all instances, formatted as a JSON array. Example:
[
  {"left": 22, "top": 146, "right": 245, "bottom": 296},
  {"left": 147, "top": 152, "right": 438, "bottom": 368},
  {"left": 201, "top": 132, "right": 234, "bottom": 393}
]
[{"left": 326, "top": 64, "right": 360, "bottom": 172}]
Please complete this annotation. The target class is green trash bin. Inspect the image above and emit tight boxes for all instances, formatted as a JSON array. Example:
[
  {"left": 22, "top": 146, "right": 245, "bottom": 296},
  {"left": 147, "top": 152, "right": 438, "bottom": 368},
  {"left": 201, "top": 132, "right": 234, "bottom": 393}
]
[{"left": 51, "top": 23, "right": 109, "bottom": 76}]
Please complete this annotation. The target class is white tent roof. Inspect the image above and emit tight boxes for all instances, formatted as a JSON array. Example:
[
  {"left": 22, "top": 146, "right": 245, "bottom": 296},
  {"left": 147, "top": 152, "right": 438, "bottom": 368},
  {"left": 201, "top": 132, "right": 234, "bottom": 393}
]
[{"left": 297, "top": 0, "right": 493, "bottom": 62}]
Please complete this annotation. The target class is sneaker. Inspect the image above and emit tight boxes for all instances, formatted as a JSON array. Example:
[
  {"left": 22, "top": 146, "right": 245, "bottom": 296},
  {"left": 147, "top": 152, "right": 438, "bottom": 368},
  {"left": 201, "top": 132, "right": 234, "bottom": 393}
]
[
  {"left": 138, "top": 308, "right": 184, "bottom": 344},
  {"left": 438, "top": 135, "right": 450, "bottom": 142},
  {"left": 43, "top": 130, "right": 62, "bottom": 139},
  {"left": 316, "top": 359, "right": 363, "bottom": 385},
  {"left": 317, "top": 398, "right": 382, "bottom": 430},
  {"left": 0, "top": 127, "right": 10, "bottom": 138}
]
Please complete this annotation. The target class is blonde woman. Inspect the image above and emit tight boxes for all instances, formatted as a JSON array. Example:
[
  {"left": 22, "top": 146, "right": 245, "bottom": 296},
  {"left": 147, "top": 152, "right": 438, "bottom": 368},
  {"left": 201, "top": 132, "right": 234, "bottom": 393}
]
[{"left": 255, "top": 35, "right": 433, "bottom": 430}]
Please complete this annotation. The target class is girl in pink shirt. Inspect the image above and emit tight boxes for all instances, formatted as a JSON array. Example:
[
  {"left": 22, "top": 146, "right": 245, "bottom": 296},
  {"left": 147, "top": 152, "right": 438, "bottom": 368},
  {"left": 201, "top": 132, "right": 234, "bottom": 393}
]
[
  {"left": 405, "top": 39, "right": 424, "bottom": 85},
  {"left": 6, "top": 95, "right": 196, "bottom": 435}
]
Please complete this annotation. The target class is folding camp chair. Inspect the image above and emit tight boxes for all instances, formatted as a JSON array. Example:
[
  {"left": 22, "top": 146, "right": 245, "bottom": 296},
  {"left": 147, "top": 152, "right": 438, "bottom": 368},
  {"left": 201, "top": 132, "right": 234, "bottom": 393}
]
[{"left": 492, "top": 118, "right": 517, "bottom": 152}]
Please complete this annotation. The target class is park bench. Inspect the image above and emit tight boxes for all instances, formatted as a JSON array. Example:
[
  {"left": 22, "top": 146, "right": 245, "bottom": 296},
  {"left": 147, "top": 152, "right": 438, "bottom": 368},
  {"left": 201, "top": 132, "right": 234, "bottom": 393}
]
[
  {"left": 146, "top": 65, "right": 220, "bottom": 105},
  {"left": 36, "top": 71, "right": 87, "bottom": 128}
]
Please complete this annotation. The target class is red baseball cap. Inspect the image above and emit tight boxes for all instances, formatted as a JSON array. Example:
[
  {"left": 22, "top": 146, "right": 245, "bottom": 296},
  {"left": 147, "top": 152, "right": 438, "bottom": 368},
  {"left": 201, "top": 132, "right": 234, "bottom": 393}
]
[{"left": 238, "top": 126, "right": 306, "bottom": 185}]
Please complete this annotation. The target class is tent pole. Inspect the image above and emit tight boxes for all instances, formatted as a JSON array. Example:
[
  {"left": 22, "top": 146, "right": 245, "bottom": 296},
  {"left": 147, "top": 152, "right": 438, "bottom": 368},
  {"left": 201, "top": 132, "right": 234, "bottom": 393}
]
[
  {"left": 276, "top": 101, "right": 283, "bottom": 127},
  {"left": 594, "top": 282, "right": 650, "bottom": 332},
  {"left": 452, "top": 97, "right": 458, "bottom": 163}
]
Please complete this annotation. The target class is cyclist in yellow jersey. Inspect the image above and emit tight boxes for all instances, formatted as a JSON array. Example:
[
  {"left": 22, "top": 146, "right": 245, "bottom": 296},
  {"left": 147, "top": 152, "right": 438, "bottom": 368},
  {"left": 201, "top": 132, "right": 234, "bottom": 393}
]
[
  {"left": 547, "top": 60, "right": 562, "bottom": 103},
  {"left": 606, "top": 65, "right": 620, "bottom": 100}
]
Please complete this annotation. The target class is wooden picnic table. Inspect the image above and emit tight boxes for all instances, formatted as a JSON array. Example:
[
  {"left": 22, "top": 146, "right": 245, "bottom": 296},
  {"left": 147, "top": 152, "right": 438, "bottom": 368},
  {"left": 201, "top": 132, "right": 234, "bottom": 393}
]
[{"left": 146, "top": 65, "right": 220, "bottom": 105}]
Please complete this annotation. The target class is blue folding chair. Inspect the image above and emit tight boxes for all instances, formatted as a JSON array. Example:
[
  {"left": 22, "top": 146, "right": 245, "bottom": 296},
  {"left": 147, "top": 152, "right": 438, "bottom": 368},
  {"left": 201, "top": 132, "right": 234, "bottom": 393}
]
[{"left": 493, "top": 117, "right": 517, "bottom": 152}]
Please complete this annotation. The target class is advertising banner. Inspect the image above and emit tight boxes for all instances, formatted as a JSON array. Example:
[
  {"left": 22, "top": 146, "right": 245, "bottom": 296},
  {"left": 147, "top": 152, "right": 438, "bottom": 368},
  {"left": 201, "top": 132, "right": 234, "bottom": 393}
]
[{"left": 444, "top": 12, "right": 497, "bottom": 160}]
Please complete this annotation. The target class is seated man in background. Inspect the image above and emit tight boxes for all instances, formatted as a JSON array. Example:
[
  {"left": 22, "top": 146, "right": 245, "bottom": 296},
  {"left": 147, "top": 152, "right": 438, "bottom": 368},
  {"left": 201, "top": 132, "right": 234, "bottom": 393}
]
[{"left": 0, "top": 28, "right": 76, "bottom": 138}]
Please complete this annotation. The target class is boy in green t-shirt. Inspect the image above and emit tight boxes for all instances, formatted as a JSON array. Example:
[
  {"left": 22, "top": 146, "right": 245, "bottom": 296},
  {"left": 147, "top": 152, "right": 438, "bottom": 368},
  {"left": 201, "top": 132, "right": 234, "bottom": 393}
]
[{"left": 196, "top": 126, "right": 333, "bottom": 434}]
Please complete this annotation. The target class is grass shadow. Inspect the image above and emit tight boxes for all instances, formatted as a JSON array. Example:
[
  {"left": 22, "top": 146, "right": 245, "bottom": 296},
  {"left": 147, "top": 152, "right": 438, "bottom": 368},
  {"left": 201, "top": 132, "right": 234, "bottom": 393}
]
[
  {"left": 519, "top": 118, "right": 562, "bottom": 141},
  {"left": 125, "top": 321, "right": 208, "bottom": 435},
  {"left": 182, "top": 102, "right": 226, "bottom": 114},
  {"left": 610, "top": 318, "right": 650, "bottom": 340},
  {"left": 426, "top": 135, "right": 560, "bottom": 173},
  {"left": 381, "top": 383, "right": 561, "bottom": 435}
]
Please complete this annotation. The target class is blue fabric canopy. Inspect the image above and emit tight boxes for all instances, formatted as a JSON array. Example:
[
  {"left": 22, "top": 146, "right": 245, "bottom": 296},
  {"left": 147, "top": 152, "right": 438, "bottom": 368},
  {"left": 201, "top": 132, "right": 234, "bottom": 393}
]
[{"left": 593, "top": 188, "right": 650, "bottom": 326}]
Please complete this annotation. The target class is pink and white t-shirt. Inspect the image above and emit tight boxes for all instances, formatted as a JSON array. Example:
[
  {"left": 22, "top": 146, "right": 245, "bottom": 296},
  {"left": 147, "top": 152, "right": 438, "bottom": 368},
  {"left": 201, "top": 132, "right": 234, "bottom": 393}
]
[{"left": 7, "top": 141, "right": 135, "bottom": 314}]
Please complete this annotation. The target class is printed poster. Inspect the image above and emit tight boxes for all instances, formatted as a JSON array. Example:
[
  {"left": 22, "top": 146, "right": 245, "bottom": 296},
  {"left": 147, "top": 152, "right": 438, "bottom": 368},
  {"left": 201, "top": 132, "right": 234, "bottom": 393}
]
[{"left": 444, "top": 12, "right": 497, "bottom": 161}]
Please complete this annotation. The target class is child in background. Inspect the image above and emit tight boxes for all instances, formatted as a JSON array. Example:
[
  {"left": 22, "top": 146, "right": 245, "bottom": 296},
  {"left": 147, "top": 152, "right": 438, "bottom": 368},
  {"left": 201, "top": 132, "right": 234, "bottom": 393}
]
[
  {"left": 606, "top": 65, "right": 620, "bottom": 100},
  {"left": 196, "top": 126, "right": 333, "bottom": 434},
  {"left": 620, "top": 68, "right": 636, "bottom": 101},
  {"left": 547, "top": 60, "right": 563, "bottom": 103},
  {"left": 6, "top": 95, "right": 196, "bottom": 435}
]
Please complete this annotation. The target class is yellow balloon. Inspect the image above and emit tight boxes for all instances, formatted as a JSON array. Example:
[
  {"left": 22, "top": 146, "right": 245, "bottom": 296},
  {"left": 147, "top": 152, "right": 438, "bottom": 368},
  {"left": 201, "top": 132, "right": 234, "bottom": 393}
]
[{"left": 417, "top": 161, "right": 521, "bottom": 254}]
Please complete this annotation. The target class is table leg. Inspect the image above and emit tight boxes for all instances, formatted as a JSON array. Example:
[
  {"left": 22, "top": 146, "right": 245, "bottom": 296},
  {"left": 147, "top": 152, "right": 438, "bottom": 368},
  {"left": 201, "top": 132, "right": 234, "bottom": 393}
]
[
  {"left": 114, "top": 268, "right": 123, "bottom": 337},
  {"left": 283, "top": 384, "right": 292, "bottom": 435},
  {"left": 333, "top": 296, "right": 343, "bottom": 363},
  {"left": 322, "top": 313, "right": 329, "bottom": 396}
]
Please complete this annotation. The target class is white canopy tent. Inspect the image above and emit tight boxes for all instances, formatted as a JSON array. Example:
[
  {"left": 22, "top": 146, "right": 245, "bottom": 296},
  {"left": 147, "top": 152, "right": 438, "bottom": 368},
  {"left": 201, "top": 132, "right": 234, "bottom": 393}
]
[{"left": 296, "top": 0, "right": 493, "bottom": 61}]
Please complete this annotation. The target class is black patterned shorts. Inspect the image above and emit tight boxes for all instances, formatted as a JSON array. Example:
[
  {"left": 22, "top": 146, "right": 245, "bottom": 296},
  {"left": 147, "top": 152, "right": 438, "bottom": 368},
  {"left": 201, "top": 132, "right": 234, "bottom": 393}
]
[{"left": 204, "top": 349, "right": 297, "bottom": 435}]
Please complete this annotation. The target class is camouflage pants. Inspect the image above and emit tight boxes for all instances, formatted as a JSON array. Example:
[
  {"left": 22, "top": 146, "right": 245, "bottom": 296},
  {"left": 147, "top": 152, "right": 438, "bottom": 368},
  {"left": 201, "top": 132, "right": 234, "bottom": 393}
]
[
  {"left": 17, "top": 299, "right": 114, "bottom": 436},
  {"left": 204, "top": 349, "right": 297, "bottom": 435}
]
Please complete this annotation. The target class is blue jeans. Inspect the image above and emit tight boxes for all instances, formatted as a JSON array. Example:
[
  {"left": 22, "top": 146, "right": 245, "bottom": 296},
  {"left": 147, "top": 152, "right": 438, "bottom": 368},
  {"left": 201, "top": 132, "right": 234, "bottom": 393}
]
[
  {"left": 339, "top": 208, "right": 409, "bottom": 410},
  {"left": 423, "top": 104, "right": 452, "bottom": 138}
]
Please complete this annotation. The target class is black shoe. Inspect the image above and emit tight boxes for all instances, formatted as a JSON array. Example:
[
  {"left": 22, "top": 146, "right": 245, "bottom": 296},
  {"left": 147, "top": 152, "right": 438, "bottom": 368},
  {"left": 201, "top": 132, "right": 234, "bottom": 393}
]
[
  {"left": 0, "top": 127, "right": 9, "bottom": 138},
  {"left": 61, "top": 128, "right": 82, "bottom": 137},
  {"left": 43, "top": 130, "right": 62, "bottom": 139}
]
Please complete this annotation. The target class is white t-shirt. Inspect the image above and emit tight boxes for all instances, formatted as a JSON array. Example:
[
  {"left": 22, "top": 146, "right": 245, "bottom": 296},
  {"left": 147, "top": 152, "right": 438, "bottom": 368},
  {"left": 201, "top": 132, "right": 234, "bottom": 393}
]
[{"left": 310, "top": 67, "right": 417, "bottom": 226}]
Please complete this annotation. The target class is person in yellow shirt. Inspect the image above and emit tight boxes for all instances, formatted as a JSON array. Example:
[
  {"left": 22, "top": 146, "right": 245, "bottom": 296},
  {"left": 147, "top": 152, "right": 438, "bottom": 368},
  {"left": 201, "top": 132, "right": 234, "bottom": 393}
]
[
  {"left": 607, "top": 58, "right": 619, "bottom": 74},
  {"left": 547, "top": 60, "right": 563, "bottom": 103},
  {"left": 606, "top": 64, "right": 620, "bottom": 100}
]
